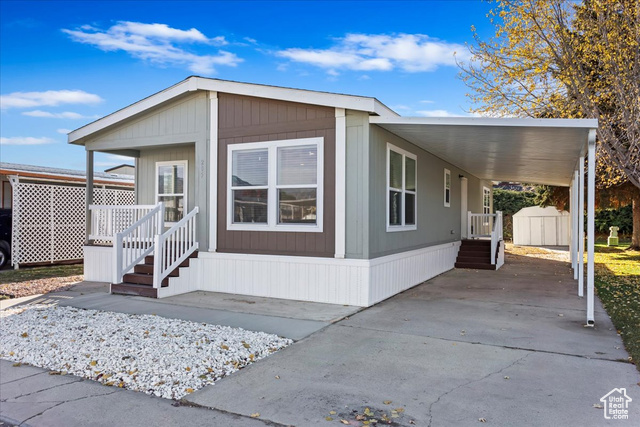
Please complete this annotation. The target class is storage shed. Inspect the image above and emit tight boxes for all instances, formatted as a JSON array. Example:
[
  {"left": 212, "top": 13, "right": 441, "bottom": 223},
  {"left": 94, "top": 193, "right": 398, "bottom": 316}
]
[{"left": 513, "top": 206, "right": 570, "bottom": 246}]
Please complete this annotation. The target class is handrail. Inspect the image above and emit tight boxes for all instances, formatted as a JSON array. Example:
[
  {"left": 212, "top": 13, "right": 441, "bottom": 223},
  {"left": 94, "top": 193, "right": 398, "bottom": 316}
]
[
  {"left": 490, "top": 211, "right": 503, "bottom": 265},
  {"left": 89, "top": 204, "right": 157, "bottom": 241},
  {"left": 113, "top": 203, "right": 164, "bottom": 284},
  {"left": 468, "top": 213, "right": 495, "bottom": 238},
  {"left": 153, "top": 207, "right": 199, "bottom": 289}
]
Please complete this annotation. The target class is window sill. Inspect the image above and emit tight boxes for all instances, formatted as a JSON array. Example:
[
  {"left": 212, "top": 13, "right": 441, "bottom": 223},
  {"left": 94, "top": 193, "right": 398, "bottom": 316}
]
[
  {"left": 227, "top": 223, "right": 323, "bottom": 233},
  {"left": 386, "top": 225, "right": 417, "bottom": 233}
]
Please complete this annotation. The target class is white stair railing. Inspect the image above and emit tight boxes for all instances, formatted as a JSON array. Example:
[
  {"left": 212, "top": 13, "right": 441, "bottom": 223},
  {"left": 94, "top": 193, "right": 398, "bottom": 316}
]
[
  {"left": 113, "top": 203, "right": 164, "bottom": 284},
  {"left": 490, "top": 211, "right": 503, "bottom": 265},
  {"left": 90, "top": 205, "right": 157, "bottom": 242},
  {"left": 468, "top": 213, "right": 495, "bottom": 238},
  {"left": 153, "top": 207, "right": 199, "bottom": 289}
]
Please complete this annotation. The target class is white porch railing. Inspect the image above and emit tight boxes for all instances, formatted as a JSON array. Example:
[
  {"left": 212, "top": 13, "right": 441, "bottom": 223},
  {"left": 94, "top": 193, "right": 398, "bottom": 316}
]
[
  {"left": 153, "top": 207, "right": 199, "bottom": 289},
  {"left": 113, "top": 204, "right": 164, "bottom": 284},
  {"left": 89, "top": 205, "right": 157, "bottom": 242},
  {"left": 467, "top": 211, "right": 503, "bottom": 265}
]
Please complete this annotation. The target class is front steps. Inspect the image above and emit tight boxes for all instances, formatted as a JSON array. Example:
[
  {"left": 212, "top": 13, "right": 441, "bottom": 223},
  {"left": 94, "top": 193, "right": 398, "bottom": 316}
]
[
  {"left": 455, "top": 240, "right": 497, "bottom": 270},
  {"left": 111, "top": 251, "right": 199, "bottom": 297}
]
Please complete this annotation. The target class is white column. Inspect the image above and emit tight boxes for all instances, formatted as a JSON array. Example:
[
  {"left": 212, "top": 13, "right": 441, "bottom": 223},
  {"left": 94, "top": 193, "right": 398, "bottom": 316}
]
[
  {"left": 578, "top": 155, "right": 585, "bottom": 297},
  {"left": 208, "top": 91, "right": 218, "bottom": 252},
  {"left": 587, "top": 130, "right": 596, "bottom": 324},
  {"left": 569, "top": 178, "right": 574, "bottom": 270},
  {"left": 460, "top": 177, "right": 468, "bottom": 239},
  {"left": 572, "top": 170, "right": 579, "bottom": 280},
  {"left": 85, "top": 150, "right": 94, "bottom": 244},
  {"left": 334, "top": 108, "right": 346, "bottom": 259}
]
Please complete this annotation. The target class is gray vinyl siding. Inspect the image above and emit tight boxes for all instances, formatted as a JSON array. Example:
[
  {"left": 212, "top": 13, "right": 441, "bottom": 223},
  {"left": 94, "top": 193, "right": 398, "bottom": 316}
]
[
  {"left": 368, "top": 125, "right": 486, "bottom": 259},
  {"left": 345, "top": 111, "right": 370, "bottom": 259},
  {"left": 83, "top": 93, "right": 209, "bottom": 151}
]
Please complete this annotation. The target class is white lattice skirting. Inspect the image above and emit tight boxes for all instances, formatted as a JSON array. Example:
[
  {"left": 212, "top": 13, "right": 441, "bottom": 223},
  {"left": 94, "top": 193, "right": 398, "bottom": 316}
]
[
  {"left": 86, "top": 241, "right": 460, "bottom": 306},
  {"left": 11, "top": 183, "right": 133, "bottom": 265}
]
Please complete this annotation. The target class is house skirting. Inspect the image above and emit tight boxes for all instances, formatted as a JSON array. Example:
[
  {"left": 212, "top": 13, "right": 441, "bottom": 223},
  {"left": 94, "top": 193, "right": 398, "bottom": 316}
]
[
  {"left": 83, "top": 245, "right": 113, "bottom": 282},
  {"left": 84, "top": 241, "right": 460, "bottom": 306}
]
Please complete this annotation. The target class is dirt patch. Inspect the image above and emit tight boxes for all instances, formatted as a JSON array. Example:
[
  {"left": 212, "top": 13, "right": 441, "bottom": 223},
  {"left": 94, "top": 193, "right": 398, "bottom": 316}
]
[
  {"left": 505, "top": 243, "right": 569, "bottom": 263},
  {"left": 0, "top": 275, "right": 83, "bottom": 299}
]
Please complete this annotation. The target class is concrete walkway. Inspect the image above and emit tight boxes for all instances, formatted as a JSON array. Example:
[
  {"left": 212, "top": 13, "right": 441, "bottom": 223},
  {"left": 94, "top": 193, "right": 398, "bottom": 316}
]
[{"left": 2, "top": 251, "right": 639, "bottom": 426}]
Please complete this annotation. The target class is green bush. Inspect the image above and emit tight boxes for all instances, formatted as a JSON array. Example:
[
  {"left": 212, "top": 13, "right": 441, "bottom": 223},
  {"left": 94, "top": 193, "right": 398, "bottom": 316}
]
[{"left": 593, "top": 204, "right": 632, "bottom": 236}]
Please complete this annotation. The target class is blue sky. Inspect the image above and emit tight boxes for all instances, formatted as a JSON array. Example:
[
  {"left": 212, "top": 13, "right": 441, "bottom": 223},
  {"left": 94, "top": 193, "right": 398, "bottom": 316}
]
[{"left": 0, "top": 1, "right": 495, "bottom": 171}]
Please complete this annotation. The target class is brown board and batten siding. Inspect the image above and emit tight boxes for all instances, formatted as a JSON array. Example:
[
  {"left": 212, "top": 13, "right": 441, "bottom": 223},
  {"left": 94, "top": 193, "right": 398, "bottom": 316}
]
[{"left": 216, "top": 93, "right": 336, "bottom": 257}]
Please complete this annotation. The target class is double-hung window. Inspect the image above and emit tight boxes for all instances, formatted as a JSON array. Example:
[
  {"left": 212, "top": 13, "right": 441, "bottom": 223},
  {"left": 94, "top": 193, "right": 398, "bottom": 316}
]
[
  {"left": 387, "top": 143, "right": 417, "bottom": 231},
  {"left": 483, "top": 186, "right": 491, "bottom": 214},
  {"left": 156, "top": 160, "right": 187, "bottom": 224},
  {"left": 228, "top": 137, "right": 323, "bottom": 232}
]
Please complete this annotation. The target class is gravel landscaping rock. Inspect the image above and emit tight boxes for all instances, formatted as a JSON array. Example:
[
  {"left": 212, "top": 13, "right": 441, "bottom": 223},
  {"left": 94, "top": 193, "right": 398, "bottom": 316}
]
[
  {"left": 0, "top": 275, "right": 83, "bottom": 298},
  {"left": 0, "top": 304, "right": 292, "bottom": 399}
]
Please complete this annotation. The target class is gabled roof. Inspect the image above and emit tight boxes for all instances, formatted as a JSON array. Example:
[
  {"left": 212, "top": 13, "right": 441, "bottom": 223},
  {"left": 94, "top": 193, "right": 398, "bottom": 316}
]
[
  {"left": 104, "top": 164, "right": 135, "bottom": 173},
  {"left": 0, "top": 162, "right": 134, "bottom": 186},
  {"left": 68, "top": 76, "right": 399, "bottom": 145}
]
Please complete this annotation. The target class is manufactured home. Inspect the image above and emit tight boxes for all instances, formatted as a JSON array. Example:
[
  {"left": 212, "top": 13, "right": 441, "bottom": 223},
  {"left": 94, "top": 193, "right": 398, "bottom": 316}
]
[{"left": 69, "top": 76, "right": 599, "bottom": 323}]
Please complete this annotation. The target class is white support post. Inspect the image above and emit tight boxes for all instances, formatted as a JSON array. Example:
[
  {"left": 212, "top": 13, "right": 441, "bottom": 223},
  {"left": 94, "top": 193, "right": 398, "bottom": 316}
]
[
  {"left": 208, "top": 91, "right": 218, "bottom": 252},
  {"left": 334, "top": 107, "right": 346, "bottom": 259},
  {"left": 569, "top": 179, "right": 574, "bottom": 269},
  {"left": 572, "top": 170, "right": 579, "bottom": 280},
  {"left": 578, "top": 155, "right": 585, "bottom": 297},
  {"left": 85, "top": 150, "right": 94, "bottom": 245},
  {"left": 586, "top": 130, "right": 596, "bottom": 325},
  {"left": 460, "top": 177, "right": 468, "bottom": 239}
]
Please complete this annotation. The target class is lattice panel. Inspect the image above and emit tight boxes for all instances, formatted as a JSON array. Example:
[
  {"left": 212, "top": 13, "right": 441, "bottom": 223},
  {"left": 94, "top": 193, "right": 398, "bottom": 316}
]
[{"left": 11, "top": 183, "right": 134, "bottom": 265}]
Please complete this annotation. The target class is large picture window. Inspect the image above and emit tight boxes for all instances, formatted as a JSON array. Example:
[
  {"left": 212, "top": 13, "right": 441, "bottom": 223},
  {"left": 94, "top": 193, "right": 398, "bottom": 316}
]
[
  {"left": 387, "top": 143, "right": 417, "bottom": 232},
  {"left": 228, "top": 137, "right": 323, "bottom": 232},
  {"left": 156, "top": 160, "right": 188, "bottom": 224}
]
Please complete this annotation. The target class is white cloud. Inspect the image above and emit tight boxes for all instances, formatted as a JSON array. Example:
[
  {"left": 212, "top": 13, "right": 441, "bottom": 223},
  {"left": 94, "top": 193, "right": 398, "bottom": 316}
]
[
  {"left": 416, "top": 109, "right": 466, "bottom": 117},
  {"left": 277, "top": 33, "right": 468, "bottom": 74},
  {"left": 57, "top": 128, "right": 72, "bottom": 134},
  {"left": 392, "top": 105, "right": 412, "bottom": 111},
  {"left": 22, "top": 110, "right": 98, "bottom": 119},
  {"left": 63, "top": 21, "right": 241, "bottom": 75},
  {"left": 0, "top": 90, "right": 102, "bottom": 110},
  {"left": 0, "top": 136, "right": 55, "bottom": 146},
  {"left": 419, "top": 100, "right": 435, "bottom": 104}
]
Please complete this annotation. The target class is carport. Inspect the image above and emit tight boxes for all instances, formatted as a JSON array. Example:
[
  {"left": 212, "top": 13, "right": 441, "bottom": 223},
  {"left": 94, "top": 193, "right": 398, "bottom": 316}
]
[{"left": 369, "top": 116, "right": 599, "bottom": 324}]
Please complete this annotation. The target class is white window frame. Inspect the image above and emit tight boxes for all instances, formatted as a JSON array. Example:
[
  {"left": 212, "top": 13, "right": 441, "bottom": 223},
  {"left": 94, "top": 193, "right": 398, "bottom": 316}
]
[
  {"left": 227, "top": 137, "right": 324, "bottom": 233},
  {"left": 483, "top": 186, "right": 492, "bottom": 214},
  {"left": 444, "top": 168, "right": 451, "bottom": 207},
  {"left": 155, "top": 160, "right": 188, "bottom": 226},
  {"left": 386, "top": 143, "right": 417, "bottom": 232}
]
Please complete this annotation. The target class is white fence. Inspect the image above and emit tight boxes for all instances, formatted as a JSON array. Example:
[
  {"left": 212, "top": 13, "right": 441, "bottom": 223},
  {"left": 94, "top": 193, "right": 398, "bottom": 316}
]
[{"left": 11, "top": 182, "right": 134, "bottom": 265}]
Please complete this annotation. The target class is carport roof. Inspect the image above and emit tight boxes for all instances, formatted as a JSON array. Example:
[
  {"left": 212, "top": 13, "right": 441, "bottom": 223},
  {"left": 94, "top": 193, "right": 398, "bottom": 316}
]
[{"left": 370, "top": 116, "right": 598, "bottom": 187}]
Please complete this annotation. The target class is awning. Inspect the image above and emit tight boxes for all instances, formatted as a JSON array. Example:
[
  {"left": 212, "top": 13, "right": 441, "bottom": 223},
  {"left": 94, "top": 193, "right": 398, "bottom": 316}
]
[{"left": 369, "top": 117, "right": 598, "bottom": 187}]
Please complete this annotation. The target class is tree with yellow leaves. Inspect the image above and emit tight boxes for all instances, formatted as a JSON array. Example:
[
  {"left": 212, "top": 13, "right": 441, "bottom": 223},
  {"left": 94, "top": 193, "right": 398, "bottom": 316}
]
[{"left": 459, "top": 0, "right": 639, "bottom": 248}]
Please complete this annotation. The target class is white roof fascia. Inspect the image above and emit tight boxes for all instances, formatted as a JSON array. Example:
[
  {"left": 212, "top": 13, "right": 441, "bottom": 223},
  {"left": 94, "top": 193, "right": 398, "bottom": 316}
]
[
  {"left": 69, "top": 77, "right": 398, "bottom": 145},
  {"left": 370, "top": 116, "right": 598, "bottom": 129}
]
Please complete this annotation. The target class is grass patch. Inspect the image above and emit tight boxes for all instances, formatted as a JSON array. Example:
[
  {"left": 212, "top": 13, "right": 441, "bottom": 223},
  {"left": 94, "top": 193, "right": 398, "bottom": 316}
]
[
  {"left": 593, "top": 243, "right": 640, "bottom": 370},
  {"left": 0, "top": 263, "right": 83, "bottom": 285}
]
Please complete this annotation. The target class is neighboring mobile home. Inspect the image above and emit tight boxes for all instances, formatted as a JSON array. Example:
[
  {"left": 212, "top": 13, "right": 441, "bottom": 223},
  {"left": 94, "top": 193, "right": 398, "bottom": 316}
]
[{"left": 69, "top": 77, "right": 599, "bottom": 323}]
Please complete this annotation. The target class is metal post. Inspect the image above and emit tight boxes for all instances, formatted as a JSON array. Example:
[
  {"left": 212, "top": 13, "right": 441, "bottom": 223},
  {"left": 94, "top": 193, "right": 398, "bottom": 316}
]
[
  {"left": 587, "top": 130, "right": 596, "bottom": 325},
  {"left": 578, "top": 155, "right": 585, "bottom": 297}
]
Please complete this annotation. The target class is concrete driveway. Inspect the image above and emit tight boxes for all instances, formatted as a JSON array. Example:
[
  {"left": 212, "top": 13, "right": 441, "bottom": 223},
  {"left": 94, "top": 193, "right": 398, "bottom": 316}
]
[
  {"left": 2, "top": 250, "right": 639, "bottom": 426},
  {"left": 185, "top": 251, "right": 640, "bottom": 426}
]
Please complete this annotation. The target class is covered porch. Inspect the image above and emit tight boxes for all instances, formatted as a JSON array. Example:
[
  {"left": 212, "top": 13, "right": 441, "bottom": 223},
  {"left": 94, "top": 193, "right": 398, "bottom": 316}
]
[{"left": 370, "top": 116, "right": 598, "bottom": 324}]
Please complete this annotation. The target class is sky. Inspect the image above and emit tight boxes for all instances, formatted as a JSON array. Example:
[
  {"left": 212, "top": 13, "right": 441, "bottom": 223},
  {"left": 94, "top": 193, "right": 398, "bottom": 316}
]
[{"left": 0, "top": 0, "right": 496, "bottom": 172}]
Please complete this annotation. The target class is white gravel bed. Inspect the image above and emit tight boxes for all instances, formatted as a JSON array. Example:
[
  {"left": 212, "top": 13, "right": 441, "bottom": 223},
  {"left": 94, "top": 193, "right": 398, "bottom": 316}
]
[{"left": 0, "top": 304, "right": 292, "bottom": 399}]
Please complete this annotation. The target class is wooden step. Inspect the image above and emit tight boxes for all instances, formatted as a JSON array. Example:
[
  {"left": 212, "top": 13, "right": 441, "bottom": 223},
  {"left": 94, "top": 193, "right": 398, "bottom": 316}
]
[
  {"left": 122, "top": 272, "right": 169, "bottom": 287},
  {"left": 111, "top": 283, "right": 158, "bottom": 298},
  {"left": 456, "top": 256, "right": 492, "bottom": 264},
  {"left": 144, "top": 250, "right": 198, "bottom": 266},
  {"left": 461, "top": 239, "right": 491, "bottom": 246},
  {"left": 133, "top": 263, "right": 180, "bottom": 276},
  {"left": 454, "top": 262, "right": 497, "bottom": 270}
]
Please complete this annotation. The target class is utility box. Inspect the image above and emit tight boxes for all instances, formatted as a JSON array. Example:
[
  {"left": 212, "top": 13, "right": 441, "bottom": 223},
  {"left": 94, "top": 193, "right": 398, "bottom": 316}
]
[{"left": 513, "top": 206, "right": 570, "bottom": 246}]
